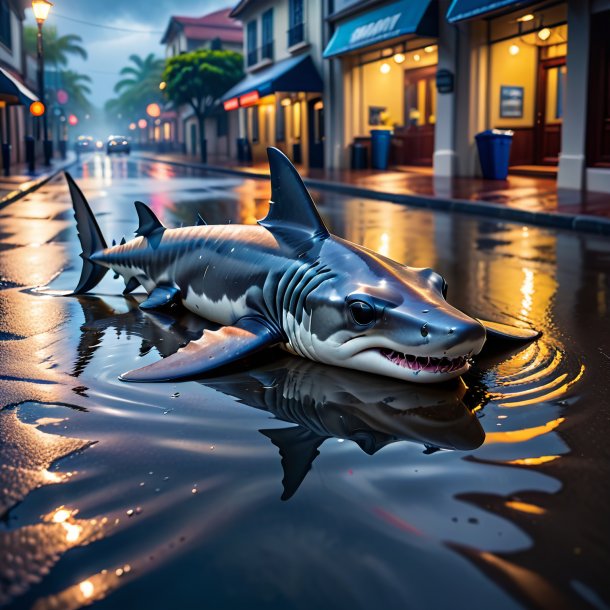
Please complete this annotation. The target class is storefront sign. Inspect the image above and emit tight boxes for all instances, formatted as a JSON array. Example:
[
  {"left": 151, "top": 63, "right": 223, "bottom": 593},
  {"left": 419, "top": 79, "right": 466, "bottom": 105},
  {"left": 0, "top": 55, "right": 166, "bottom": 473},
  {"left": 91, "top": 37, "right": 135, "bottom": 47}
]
[
  {"left": 349, "top": 12, "right": 402, "bottom": 46},
  {"left": 223, "top": 97, "right": 239, "bottom": 111},
  {"left": 436, "top": 69, "right": 454, "bottom": 94},
  {"left": 500, "top": 85, "right": 524, "bottom": 118},
  {"left": 239, "top": 90, "right": 260, "bottom": 107},
  {"left": 323, "top": 0, "right": 437, "bottom": 58}
]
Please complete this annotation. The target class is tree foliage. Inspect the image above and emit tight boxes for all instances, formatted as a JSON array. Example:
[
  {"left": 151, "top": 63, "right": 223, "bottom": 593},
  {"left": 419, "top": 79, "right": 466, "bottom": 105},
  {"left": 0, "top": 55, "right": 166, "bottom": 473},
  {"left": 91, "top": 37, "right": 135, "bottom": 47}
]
[
  {"left": 105, "top": 53, "right": 164, "bottom": 122},
  {"left": 24, "top": 25, "right": 88, "bottom": 67},
  {"left": 162, "top": 50, "right": 243, "bottom": 118}
]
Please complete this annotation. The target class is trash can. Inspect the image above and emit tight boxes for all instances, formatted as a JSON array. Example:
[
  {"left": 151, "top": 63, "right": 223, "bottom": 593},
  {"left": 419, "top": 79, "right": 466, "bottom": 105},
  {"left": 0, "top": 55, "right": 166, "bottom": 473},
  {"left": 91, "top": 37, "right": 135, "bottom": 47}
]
[
  {"left": 475, "top": 129, "right": 514, "bottom": 180},
  {"left": 351, "top": 142, "right": 368, "bottom": 169},
  {"left": 370, "top": 129, "right": 393, "bottom": 170}
]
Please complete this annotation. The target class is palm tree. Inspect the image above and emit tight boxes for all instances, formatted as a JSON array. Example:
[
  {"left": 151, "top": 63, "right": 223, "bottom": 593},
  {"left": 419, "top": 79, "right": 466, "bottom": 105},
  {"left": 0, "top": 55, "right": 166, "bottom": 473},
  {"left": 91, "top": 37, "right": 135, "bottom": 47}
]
[
  {"left": 24, "top": 25, "right": 87, "bottom": 68},
  {"left": 60, "top": 70, "right": 92, "bottom": 113},
  {"left": 105, "top": 54, "right": 164, "bottom": 127}
]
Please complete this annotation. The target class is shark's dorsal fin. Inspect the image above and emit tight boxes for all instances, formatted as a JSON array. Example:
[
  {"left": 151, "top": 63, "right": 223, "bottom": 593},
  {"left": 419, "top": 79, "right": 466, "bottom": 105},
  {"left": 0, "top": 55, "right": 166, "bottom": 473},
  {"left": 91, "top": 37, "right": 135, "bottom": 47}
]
[
  {"left": 134, "top": 201, "right": 165, "bottom": 239},
  {"left": 196, "top": 213, "right": 207, "bottom": 226},
  {"left": 259, "top": 147, "right": 329, "bottom": 248},
  {"left": 112, "top": 238, "right": 116, "bottom": 246},
  {"left": 120, "top": 236, "right": 126, "bottom": 245},
  {"left": 260, "top": 426, "right": 325, "bottom": 501}
]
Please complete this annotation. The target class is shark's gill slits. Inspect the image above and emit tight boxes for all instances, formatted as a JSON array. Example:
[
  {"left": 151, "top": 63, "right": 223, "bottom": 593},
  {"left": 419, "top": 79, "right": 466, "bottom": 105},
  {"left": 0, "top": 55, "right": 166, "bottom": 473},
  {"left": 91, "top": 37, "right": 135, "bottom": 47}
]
[{"left": 381, "top": 349, "right": 468, "bottom": 373}]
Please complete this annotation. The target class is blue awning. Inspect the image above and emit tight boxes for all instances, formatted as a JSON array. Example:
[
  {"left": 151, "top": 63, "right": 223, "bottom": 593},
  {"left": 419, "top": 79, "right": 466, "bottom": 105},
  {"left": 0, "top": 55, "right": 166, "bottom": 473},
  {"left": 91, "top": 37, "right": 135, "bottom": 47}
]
[
  {"left": 0, "top": 68, "right": 38, "bottom": 106},
  {"left": 446, "top": 0, "right": 536, "bottom": 22},
  {"left": 221, "top": 55, "right": 323, "bottom": 104},
  {"left": 323, "top": 0, "right": 437, "bottom": 59}
]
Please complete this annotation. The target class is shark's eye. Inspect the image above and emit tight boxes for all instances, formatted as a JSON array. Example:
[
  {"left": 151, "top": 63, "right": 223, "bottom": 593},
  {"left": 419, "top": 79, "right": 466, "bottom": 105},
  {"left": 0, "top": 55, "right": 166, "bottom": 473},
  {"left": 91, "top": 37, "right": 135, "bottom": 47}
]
[{"left": 349, "top": 300, "right": 375, "bottom": 326}]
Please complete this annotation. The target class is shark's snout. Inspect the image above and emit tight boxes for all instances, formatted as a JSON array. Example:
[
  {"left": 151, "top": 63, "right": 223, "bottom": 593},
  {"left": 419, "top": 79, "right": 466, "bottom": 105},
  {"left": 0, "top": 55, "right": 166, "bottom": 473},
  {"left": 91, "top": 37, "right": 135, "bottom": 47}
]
[{"left": 420, "top": 314, "right": 486, "bottom": 357}]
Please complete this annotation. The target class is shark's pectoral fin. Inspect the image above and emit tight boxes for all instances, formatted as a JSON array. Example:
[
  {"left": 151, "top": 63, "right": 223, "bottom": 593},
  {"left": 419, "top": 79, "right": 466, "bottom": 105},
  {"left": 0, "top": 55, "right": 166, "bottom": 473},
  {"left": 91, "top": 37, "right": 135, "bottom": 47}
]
[
  {"left": 119, "top": 317, "right": 281, "bottom": 382},
  {"left": 139, "top": 286, "right": 180, "bottom": 310},
  {"left": 260, "top": 426, "right": 326, "bottom": 501},
  {"left": 477, "top": 318, "right": 541, "bottom": 343}
]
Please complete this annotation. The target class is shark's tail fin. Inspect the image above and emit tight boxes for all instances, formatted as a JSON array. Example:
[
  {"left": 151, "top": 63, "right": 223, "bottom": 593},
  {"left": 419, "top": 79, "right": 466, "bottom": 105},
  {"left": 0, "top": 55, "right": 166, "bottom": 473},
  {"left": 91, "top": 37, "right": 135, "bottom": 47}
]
[{"left": 65, "top": 172, "right": 108, "bottom": 294}]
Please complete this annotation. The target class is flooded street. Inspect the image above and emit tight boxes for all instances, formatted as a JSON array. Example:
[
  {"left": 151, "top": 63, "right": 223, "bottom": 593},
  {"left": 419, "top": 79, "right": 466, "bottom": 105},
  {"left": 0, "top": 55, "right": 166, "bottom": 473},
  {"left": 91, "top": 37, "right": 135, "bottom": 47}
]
[{"left": 1, "top": 155, "right": 609, "bottom": 610}]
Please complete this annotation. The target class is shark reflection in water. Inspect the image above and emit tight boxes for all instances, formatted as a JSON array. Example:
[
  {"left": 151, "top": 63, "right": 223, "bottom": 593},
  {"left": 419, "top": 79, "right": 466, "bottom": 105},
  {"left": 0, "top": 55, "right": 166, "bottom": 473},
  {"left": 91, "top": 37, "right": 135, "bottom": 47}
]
[
  {"left": 204, "top": 360, "right": 485, "bottom": 500},
  {"left": 72, "top": 296, "right": 486, "bottom": 500}
]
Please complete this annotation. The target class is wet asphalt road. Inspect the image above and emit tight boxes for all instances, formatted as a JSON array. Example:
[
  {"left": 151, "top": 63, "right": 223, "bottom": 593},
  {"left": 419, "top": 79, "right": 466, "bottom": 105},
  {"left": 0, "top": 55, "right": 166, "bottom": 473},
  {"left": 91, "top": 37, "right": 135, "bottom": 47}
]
[{"left": 1, "top": 154, "right": 609, "bottom": 610}]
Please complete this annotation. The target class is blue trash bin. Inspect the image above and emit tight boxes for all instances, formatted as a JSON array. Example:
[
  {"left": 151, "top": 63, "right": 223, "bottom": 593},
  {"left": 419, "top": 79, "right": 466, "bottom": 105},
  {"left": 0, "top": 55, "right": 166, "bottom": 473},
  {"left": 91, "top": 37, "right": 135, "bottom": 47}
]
[
  {"left": 370, "top": 129, "right": 393, "bottom": 170},
  {"left": 475, "top": 129, "right": 513, "bottom": 180}
]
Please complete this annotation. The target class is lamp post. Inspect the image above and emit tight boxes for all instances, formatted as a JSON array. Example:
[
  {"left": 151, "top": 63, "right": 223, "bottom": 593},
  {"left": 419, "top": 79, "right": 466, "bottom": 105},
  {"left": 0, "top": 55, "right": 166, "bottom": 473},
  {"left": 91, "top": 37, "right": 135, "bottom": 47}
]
[{"left": 32, "top": 0, "right": 53, "bottom": 166}]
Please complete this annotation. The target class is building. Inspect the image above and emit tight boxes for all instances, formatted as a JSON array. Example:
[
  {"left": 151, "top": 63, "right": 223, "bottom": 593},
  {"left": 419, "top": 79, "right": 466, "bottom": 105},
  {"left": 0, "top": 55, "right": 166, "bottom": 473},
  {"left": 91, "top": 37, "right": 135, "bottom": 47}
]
[
  {"left": 160, "top": 8, "right": 243, "bottom": 159},
  {"left": 322, "top": 0, "right": 610, "bottom": 194},
  {"left": 0, "top": 0, "right": 38, "bottom": 174},
  {"left": 221, "top": 0, "right": 326, "bottom": 168}
]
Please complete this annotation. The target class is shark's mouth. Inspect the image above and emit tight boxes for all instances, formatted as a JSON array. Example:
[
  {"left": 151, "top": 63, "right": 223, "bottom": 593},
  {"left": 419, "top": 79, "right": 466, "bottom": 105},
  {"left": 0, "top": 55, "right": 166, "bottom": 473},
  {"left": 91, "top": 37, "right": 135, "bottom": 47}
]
[{"left": 380, "top": 349, "right": 468, "bottom": 374}]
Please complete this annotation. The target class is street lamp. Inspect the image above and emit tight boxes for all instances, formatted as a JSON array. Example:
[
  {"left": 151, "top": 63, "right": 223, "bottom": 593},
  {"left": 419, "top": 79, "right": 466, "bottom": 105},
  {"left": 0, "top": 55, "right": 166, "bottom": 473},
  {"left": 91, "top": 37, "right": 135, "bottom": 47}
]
[{"left": 32, "top": 0, "right": 53, "bottom": 166}]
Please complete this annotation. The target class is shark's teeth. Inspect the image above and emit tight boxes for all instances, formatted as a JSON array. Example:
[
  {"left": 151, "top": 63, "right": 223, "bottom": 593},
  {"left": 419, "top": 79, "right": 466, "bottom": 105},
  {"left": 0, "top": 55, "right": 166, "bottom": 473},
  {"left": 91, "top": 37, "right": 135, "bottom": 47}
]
[{"left": 380, "top": 350, "right": 468, "bottom": 374}]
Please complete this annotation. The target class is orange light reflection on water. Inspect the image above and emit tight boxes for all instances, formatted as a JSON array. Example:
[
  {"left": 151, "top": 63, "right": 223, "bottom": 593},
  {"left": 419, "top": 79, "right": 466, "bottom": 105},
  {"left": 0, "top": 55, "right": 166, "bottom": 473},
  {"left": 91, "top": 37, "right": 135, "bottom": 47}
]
[{"left": 485, "top": 417, "right": 565, "bottom": 444}]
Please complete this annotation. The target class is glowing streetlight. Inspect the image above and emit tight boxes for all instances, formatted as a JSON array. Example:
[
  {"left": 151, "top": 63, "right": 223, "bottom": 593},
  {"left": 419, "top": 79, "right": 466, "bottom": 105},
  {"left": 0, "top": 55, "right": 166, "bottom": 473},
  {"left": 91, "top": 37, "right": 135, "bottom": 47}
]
[
  {"left": 159, "top": 81, "right": 166, "bottom": 90},
  {"left": 30, "top": 101, "right": 45, "bottom": 116},
  {"left": 32, "top": 0, "right": 53, "bottom": 165},
  {"left": 146, "top": 103, "right": 161, "bottom": 118},
  {"left": 31, "top": 0, "right": 53, "bottom": 22}
]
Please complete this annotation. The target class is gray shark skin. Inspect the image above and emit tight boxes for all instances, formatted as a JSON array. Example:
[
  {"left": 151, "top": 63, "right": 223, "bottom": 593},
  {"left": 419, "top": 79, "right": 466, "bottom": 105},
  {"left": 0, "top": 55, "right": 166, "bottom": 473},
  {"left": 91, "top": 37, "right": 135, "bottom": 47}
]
[
  {"left": 65, "top": 147, "right": 540, "bottom": 383},
  {"left": 204, "top": 358, "right": 485, "bottom": 500}
]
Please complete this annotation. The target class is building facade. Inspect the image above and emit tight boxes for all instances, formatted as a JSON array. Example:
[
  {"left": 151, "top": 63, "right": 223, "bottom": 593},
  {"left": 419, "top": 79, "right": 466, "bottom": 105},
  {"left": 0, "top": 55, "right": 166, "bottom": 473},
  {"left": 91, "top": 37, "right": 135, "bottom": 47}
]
[
  {"left": 0, "top": 0, "right": 38, "bottom": 173},
  {"left": 322, "top": 0, "right": 610, "bottom": 194},
  {"left": 160, "top": 8, "right": 243, "bottom": 160},
  {"left": 222, "top": 0, "right": 326, "bottom": 169}
]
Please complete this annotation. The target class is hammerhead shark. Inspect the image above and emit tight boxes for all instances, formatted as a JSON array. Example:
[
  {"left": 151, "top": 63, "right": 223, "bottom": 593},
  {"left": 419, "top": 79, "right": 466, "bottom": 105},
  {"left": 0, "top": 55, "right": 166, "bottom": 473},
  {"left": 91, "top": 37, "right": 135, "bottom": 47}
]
[{"left": 65, "top": 147, "right": 539, "bottom": 383}]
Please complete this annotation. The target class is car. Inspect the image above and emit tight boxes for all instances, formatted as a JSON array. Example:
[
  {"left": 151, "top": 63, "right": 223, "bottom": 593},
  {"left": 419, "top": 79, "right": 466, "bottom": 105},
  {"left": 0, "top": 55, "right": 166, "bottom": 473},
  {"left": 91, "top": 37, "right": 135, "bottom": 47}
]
[
  {"left": 106, "top": 135, "right": 130, "bottom": 155},
  {"left": 75, "top": 135, "right": 94, "bottom": 152}
]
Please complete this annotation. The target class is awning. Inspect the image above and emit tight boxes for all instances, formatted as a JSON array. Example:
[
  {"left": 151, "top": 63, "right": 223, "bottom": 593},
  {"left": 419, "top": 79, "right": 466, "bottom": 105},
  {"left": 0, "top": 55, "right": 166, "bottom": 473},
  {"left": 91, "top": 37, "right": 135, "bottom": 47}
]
[
  {"left": 0, "top": 68, "right": 39, "bottom": 106},
  {"left": 446, "top": 0, "right": 536, "bottom": 22},
  {"left": 221, "top": 55, "right": 323, "bottom": 109},
  {"left": 323, "top": 0, "right": 437, "bottom": 59}
]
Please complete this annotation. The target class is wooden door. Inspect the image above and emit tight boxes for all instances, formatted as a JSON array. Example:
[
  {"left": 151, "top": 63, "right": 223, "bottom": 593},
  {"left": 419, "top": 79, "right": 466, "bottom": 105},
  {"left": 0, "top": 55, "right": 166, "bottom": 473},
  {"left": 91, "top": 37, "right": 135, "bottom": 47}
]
[
  {"left": 397, "top": 66, "right": 436, "bottom": 166},
  {"left": 534, "top": 57, "right": 566, "bottom": 165}
]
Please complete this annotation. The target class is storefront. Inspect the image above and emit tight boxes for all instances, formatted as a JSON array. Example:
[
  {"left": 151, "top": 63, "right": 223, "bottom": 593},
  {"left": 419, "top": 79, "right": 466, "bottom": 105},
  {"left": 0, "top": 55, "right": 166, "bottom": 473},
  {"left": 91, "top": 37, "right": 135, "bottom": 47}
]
[
  {"left": 482, "top": 3, "right": 568, "bottom": 172},
  {"left": 0, "top": 67, "right": 38, "bottom": 173},
  {"left": 324, "top": 0, "right": 439, "bottom": 167},
  {"left": 221, "top": 54, "right": 324, "bottom": 167}
]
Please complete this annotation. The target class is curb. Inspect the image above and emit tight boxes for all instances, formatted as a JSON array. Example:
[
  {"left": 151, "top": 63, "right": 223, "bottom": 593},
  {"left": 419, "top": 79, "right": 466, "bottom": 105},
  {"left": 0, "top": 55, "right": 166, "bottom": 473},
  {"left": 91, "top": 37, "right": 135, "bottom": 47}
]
[
  {"left": 0, "top": 156, "right": 79, "bottom": 211},
  {"left": 135, "top": 154, "right": 610, "bottom": 236}
]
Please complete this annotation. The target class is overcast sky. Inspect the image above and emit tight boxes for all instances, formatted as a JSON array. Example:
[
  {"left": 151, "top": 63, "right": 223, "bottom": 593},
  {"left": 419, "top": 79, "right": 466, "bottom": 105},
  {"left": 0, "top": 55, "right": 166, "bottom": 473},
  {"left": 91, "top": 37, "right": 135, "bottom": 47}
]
[{"left": 25, "top": 0, "right": 234, "bottom": 106}]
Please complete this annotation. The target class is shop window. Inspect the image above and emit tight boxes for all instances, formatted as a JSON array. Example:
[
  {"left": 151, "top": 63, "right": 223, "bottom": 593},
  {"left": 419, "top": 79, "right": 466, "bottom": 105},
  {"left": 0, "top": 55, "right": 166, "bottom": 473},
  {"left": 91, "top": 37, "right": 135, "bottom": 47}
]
[
  {"left": 251, "top": 106, "right": 259, "bottom": 143},
  {"left": 288, "top": 0, "right": 304, "bottom": 47},
  {"left": 292, "top": 102, "right": 301, "bottom": 141},
  {"left": 247, "top": 20, "right": 258, "bottom": 66},
  {"left": 0, "top": 3, "right": 11, "bottom": 50},
  {"left": 313, "top": 100, "right": 324, "bottom": 143},
  {"left": 262, "top": 9, "right": 274, "bottom": 60}
]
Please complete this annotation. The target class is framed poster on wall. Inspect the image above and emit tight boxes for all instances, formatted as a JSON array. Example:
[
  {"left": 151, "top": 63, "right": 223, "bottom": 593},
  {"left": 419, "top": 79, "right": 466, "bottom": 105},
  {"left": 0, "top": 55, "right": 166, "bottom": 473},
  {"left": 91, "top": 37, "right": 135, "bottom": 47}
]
[{"left": 500, "top": 86, "right": 524, "bottom": 118}]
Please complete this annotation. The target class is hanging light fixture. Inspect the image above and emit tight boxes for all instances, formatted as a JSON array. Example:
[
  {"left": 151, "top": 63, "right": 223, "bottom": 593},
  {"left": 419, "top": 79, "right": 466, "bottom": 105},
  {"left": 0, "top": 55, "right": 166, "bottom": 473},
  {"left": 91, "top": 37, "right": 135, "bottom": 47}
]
[
  {"left": 380, "top": 62, "right": 391, "bottom": 74},
  {"left": 538, "top": 27, "right": 551, "bottom": 41}
]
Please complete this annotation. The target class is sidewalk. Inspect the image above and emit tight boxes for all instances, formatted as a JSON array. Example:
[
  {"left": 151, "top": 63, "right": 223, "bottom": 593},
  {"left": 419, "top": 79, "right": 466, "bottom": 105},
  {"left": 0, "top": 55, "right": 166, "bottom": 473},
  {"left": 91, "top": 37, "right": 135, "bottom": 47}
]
[
  {"left": 0, "top": 152, "right": 78, "bottom": 210},
  {"left": 135, "top": 151, "right": 610, "bottom": 235}
]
